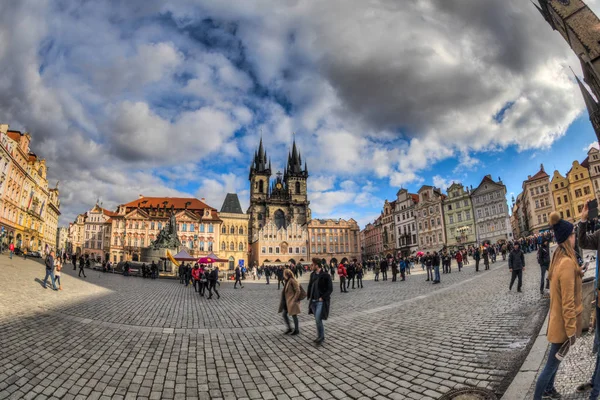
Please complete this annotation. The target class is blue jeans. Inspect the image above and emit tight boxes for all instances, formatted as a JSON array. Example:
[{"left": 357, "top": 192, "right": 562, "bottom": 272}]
[
  {"left": 43, "top": 269, "right": 57, "bottom": 290},
  {"left": 310, "top": 300, "right": 324, "bottom": 339},
  {"left": 534, "top": 343, "right": 562, "bottom": 399},
  {"left": 9, "top": 250, "right": 13, "bottom": 259},
  {"left": 434, "top": 265, "right": 440, "bottom": 282}
]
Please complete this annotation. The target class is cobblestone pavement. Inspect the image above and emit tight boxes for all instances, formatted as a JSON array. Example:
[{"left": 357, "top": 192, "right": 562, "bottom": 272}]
[{"left": 0, "top": 251, "right": 549, "bottom": 400}]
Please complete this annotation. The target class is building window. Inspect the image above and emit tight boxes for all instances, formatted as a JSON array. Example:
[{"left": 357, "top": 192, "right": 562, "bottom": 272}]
[
  {"left": 584, "top": 186, "right": 591, "bottom": 195},
  {"left": 200, "top": 241, "right": 205, "bottom": 251},
  {"left": 449, "top": 215, "right": 454, "bottom": 224},
  {"left": 200, "top": 224, "right": 205, "bottom": 233},
  {"left": 578, "top": 204, "right": 584, "bottom": 213},
  {"left": 190, "top": 224, "right": 194, "bottom": 232},
  {"left": 566, "top": 209, "right": 571, "bottom": 218},
  {"left": 208, "top": 242, "right": 213, "bottom": 251},
  {"left": 575, "top": 189, "right": 583, "bottom": 198},
  {"left": 268, "top": 247, "right": 273, "bottom": 254},
  {"left": 222, "top": 225, "right": 226, "bottom": 234},
  {"left": 261, "top": 247, "right": 266, "bottom": 254},
  {"left": 239, "top": 242, "right": 244, "bottom": 251},
  {"left": 208, "top": 224, "right": 213, "bottom": 233},
  {"left": 221, "top": 242, "right": 226, "bottom": 251},
  {"left": 239, "top": 227, "right": 244, "bottom": 235},
  {"left": 182, "top": 223, "right": 187, "bottom": 232},
  {"left": 557, "top": 197, "right": 561, "bottom": 205}
]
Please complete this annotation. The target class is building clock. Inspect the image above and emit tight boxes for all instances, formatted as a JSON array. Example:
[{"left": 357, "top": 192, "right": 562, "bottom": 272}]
[{"left": 276, "top": 183, "right": 282, "bottom": 189}]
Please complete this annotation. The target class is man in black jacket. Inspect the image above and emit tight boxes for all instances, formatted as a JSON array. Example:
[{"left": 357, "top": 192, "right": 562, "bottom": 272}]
[
  {"left": 207, "top": 267, "right": 220, "bottom": 299},
  {"left": 432, "top": 251, "right": 441, "bottom": 284},
  {"left": 537, "top": 239, "right": 550, "bottom": 295},
  {"left": 346, "top": 261, "right": 355, "bottom": 289},
  {"left": 425, "top": 252, "right": 433, "bottom": 282},
  {"left": 43, "top": 251, "right": 58, "bottom": 290},
  {"left": 307, "top": 258, "right": 333, "bottom": 345},
  {"left": 379, "top": 258, "right": 388, "bottom": 281},
  {"left": 508, "top": 243, "right": 525, "bottom": 292}
]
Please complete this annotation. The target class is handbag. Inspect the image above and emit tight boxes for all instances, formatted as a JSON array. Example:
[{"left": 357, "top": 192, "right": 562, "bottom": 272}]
[{"left": 298, "top": 284, "right": 307, "bottom": 301}]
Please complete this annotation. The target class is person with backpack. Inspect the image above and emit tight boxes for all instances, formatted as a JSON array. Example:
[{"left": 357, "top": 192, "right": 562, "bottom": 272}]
[
  {"left": 279, "top": 269, "right": 303, "bottom": 335},
  {"left": 337, "top": 263, "right": 348, "bottom": 293},
  {"left": 43, "top": 251, "right": 58, "bottom": 290},
  {"left": 207, "top": 267, "right": 220, "bottom": 299},
  {"left": 456, "top": 251, "right": 463, "bottom": 272},
  {"left": 537, "top": 238, "right": 551, "bottom": 295}
]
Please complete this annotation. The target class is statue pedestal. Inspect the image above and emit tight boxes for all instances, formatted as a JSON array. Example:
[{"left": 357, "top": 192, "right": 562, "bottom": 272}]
[{"left": 140, "top": 247, "right": 179, "bottom": 277}]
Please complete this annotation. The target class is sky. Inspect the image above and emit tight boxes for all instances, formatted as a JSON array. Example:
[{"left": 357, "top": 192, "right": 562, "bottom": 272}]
[{"left": 0, "top": 0, "right": 599, "bottom": 229}]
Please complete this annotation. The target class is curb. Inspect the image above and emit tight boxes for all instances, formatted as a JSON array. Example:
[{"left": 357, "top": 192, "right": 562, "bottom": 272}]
[{"left": 501, "top": 310, "right": 550, "bottom": 399}]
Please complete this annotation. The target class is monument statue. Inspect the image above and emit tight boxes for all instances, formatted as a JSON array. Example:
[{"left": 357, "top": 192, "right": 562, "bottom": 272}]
[{"left": 151, "top": 212, "right": 181, "bottom": 249}]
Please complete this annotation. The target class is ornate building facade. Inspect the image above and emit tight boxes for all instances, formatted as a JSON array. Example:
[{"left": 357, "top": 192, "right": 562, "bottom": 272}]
[
  {"left": 393, "top": 189, "right": 419, "bottom": 256},
  {"left": 443, "top": 182, "right": 476, "bottom": 249},
  {"left": 109, "top": 196, "right": 222, "bottom": 263},
  {"left": 587, "top": 146, "right": 600, "bottom": 198},
  {"left": 551, "top": 169, "right": 573, "bottom": 222},
  {"left": 522, "top": 165, "right": 554, "bottom": 234},
  {"left": 308, "top": 218, "right": 360, "bottom": 265},
  {"left": 219, "top": 193, "right": 249, "bottom": 270},
  {"left": 43, "top": 187, "right": 61, "bottom": 252},
  {"left": 247, "top": 138, "right": 311, "bottom": 266},
  {"left": 472, "top": 175, "right": 512, "bottom": 243},
  {"left": 415, "top": 185, "right": 446, "bottom": 253},
  {"left": 381, "top": 199, "right": 396, "bottom": 257},
  {"left": 361, "top": 216, "right": 382, "bottom": 260},
  {"left": 82, "top": 204, "right": 115, "bottom": 261},
  {"left": 567, "top": 160, "right": 594, "bottom": 217}
]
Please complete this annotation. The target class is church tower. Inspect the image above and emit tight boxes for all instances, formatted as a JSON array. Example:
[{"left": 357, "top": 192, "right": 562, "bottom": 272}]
[
  {"left": 248, "top": 137, "right": 271, "bottom": 241},
  {"left": 536, "top": 1, "right": 600, "bottom": 103}
]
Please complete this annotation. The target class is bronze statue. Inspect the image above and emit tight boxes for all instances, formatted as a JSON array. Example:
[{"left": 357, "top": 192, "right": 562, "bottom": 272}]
[{"left": 151, "top": 211, "right": 181, "bottom": 249}]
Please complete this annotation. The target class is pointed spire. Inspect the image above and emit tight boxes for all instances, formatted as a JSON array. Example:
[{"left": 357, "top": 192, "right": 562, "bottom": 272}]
[
  {"left": 304, "top": 160, "right": 308, "bottom": 175},
  {"left": 573, "top": 69, "right": 600, "bottom": 115}
]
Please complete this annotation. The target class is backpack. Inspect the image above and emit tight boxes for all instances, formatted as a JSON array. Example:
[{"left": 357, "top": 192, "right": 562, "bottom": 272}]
[{"left": 298, "top": 284, "right": 307, "bottom": 301}]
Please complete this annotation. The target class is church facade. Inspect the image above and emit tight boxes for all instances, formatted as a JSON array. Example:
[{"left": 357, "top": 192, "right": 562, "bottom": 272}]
[{"left": 247, "top": 138, "right": 311, "bottom": 266}]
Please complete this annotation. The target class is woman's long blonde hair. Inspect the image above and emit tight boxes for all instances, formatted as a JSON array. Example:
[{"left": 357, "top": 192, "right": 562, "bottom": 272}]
[{"left": 548, "top": 235, "right": 577, "bottom": 281}]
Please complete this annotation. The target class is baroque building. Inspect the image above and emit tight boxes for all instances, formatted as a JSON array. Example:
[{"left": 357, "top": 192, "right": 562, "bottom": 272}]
[
  {"left": 361, "top": 216, "right": 383, "bottom": 260},
  {"left": 551, "top": 170, "right": 572, "bottom": 222},
  {"left": 472, "top": 175, "right": 512, "bottom": 243},
  {"left": 393, "top": 189, "right": 419, "bottom": 256},
  {"left": 586, "top": 146, "right": 600, "bottom": 198},
  {"left": 443, "top": 182, "right": 476, "bottom": 249},
  {"left": 82, "top": 204, "right": 116, "bottom": 261},
  {"left": 415, "top": 185, "right": 446, "bottom": 253},
  {"left": 247, "top": 138, "right": 310, "bottom": 266},
  {"left": 381, "top": 199, "right": 396, "bottom": 257},
  {"left": 218, "top": 193, "right": 249, "bottom": 270},
  {"left": 567, "top": 160, "right": 594, "bottom": 217},
  {"left": 308, "top": 218, "right": 361, "bottom": 265},
  {"left": 43, "top": 186, "right": 61, "bottom": 252},
  {"left": 522, "top": 165, "right": 554, "bottom": 234}
]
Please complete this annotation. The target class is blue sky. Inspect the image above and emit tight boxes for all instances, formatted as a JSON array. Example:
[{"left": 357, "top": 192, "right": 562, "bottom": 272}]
[{"left": 0, "top": 0, "right": 598, "bottom": 228}]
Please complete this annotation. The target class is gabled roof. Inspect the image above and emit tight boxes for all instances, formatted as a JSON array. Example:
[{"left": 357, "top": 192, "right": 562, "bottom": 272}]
[
  {"left": 526, "top": 168, "right": 549, "bottom": 182},
  {"left": 581, "top": 156, "right": 590, "bottom": 169},
  {"left": 122, "top": 197, "right": 213, "bottom": 210},
  {"left": 411, "top": 194, "right": 419, "bottom": 204},
  {"left": 220, "top": 193, "right": 243, "bottom": 214}
]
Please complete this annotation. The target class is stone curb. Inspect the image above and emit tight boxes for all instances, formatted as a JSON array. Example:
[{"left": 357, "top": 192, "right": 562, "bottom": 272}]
[{"left": 501, "top": 309, "right": 550, "bottom": 400}]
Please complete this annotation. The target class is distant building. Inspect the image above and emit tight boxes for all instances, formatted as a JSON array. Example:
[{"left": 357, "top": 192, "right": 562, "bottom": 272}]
[
  {"left": 567, "top": 160, "right": 594, "bottom": 218},
  {"left": 472, "top": 175, "right": 512, "bottom": 243},
  {"left": 522, "top": 165, "right": 554, "bottom": 235},
  {"left": 393, "top": 189, "right": 419, "bottom": 256},
  {"left": 56, "top": 226, "right": 68, "bottom": 253},
  {"left": 308, "top": 218, "right": 360, "bottom": 267},
  {"left": 443, "top": 182, "right": 476, "bottom": 249},
  {"left": 81, "top": 204, "right": 115, "bottom": 261},
  {"left": 587, "top": 147, "right": 600, "bottom": 199},
  {"left": 415, "top": 185, "right": 446, "bottom": 253},
  {"left": 551, "top": 170, "right": 573, "bottom": 222},
  {"left": 361, "top": 217, "right": 383, "bottom": 260},
  {"left": 381, "top": 199, "right": 396, "bottom": 257},
  {"left": 218, "top": 193, "right": 249, "bottom": 270}
]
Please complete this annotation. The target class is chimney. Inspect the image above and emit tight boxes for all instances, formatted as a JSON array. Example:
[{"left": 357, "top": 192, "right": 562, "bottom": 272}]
[
  {"left": 528, "top": 175, "right": 531, "bottom": 179},
  {"left": 201, "top": 198, "right": 206, "bottom": 202},
  {"left": 139, "top": 194, "right": 143, "bottom": 199}
]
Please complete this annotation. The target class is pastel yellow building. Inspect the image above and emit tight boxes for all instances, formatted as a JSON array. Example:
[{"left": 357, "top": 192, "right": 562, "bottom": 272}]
[
  {"left": 218, "top": 194, "right": 249, "bottom": 270},
  {"left": 551, "top": 170, "right": 573, "bottom": 222},
  {"left": 567, "top": 160, "right": 594, "bottom": 217}
]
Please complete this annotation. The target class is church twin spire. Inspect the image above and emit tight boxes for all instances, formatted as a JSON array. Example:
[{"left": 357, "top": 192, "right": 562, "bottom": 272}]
[{"left": 249, "top": 135, "right": 308, "bottom": 179}]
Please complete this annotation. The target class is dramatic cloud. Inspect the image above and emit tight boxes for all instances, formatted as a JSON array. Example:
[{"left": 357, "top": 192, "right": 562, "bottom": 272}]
[{"left": 0, "top": 0, "right": 593, "bottom": 224}]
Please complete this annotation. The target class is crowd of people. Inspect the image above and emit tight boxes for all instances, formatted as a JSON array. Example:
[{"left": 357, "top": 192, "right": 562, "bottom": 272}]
[{"left": 176, "top": 262, "right": 221, "bottom": 299}]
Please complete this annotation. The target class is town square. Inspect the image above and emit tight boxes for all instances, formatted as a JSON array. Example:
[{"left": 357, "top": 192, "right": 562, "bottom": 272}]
[{"left": 4, "top": 0, "right": 600, "bottom": 399}]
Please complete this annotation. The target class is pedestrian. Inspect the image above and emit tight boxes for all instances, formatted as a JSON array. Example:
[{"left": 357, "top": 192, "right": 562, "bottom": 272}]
[
  {"left": 54, "top": 256, "right": 62, "bottom": 291},
  {"left": 234, "top": 266, "right": 244, "bottom": 289},
  {"left": 8, "top": 242, "right": 14, "bottom": 259},
  {"left": 534, "top": 212, "right": 582, "bottom": 400},
  {"left": 73, "top": 254, "right": 77, "bottom": 270},
  {"left": 508, "top": 242, "right": 525, "bottom": 292},
  {"left": 456, "top": 251, "right": 463, "bottom": 272},
  {"left": 192, "top": 264, "right": 201, "bottom": 292},
  {"left": 277, "top": 266, "right": 284, "bottom": 290},
  {"left": 279, "top": 269, "right": 301, "bottom": 335},
  {"left": 356, "top": 263, "right": 364, "bottom": 288},
  {"left": 474, "top": 246, "right": 481, "bottom": 272},
  {"left": 179, "top": 263, "right": 185, "bottom": 284},
  {"left": 43, "top": 251, "right": 58, "bottom": 290},
  {"left": 374, "top": 261, "right": 380, "bottom": 282},
  {"left": 78, "top": 255, "right": 87, "bottom": 278},
  {"left": 391, "top": 259, "right": 398, "bottom": 282},
  {"left": 264, "top": 265, "right": 271, "bottom": 285},
  {"left": 399, "top": 258, "right": 406, "bottom": 281},
  {"left": 23, "top": 247, "right": 27, "bottom": 260},
  {"left": 346, "top": 261, "right": 355, "bottom": 289},
  {"left": 432, "top": 251, "right": 441, "bottom": 284},
  {"left": 380, "top": 258, "right": 388, "bottom": 281},
  {"left": 574, "top": 201, "right": 600, "bottom": 398},
  {"left": 185, "top": 263, "right": 192, "bottom": 287},
  {"left": 425, "top": 252, "right": 433, "bottom": 282},
  {"left": 537, "top": 238, "right": 551, "bottom": 295},
  {"left": 307, "top": 258, "right": 332, "bottom": 345},
  {"left": 337, "top": 263, "right": 348, "bottom": 293},
  {"left": 207, "top": 267, "right": 220, "bottom": 299},
  {"left": 199, "top": 265, "right": 208, "bottom": 297}
]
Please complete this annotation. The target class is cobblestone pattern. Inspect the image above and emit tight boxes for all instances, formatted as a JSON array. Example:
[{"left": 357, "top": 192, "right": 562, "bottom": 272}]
[{"left": 0, "top": 251, "right": 548, "bottom": 399}]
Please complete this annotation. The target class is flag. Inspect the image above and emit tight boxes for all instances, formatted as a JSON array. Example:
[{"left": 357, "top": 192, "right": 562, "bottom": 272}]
[
  {"left": 39, "top": 200, "right": 45, "bottom": 217},
  {"left": 27, "top": 189, "right": 33, "bottom": 209}
]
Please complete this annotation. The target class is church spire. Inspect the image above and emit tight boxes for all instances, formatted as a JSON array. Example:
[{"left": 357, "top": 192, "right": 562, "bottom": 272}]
[{"left": 574, "top": 70, "right": 600, "bottom": 144}]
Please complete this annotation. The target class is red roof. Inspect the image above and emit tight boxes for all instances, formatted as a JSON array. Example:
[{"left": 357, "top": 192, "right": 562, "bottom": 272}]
[
  {"left": 411, "top": 194, "right": 419, "bottom": 203},
  {"left": 6, "top": 130, "right": 21, "bottom": 141},
  {"left": 122, "top": 197, "right": 214, "bottom": 210},
  {"left": 526, "top": 169, "right": 549, "bottom": 182},
  {"left": 103, "top": 208, "right": 118, "bottom": 217}
]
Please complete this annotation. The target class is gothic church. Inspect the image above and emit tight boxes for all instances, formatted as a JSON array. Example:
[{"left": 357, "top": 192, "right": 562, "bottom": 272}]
[{"left": 247, "top": 138, "right": 311, "bottom": 266}]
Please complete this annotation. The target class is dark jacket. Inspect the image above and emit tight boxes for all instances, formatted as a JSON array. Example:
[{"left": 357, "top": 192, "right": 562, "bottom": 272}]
[
  {"left": 307, "top": 270, "right": 333, "bottom": 320},
  {"left": 45, "top": 255, "right": 54, "bottom": 271},
  {"left": 508, "top": 249, "right": 525, "bottom": 270},
  {"left": 379, "top": 260, "right": 388, "bottom": 271},
  {"left": 208, "top": 269, "right": 219, "bottom": 285},
  {"left": 578, "top": 220, "right": 600, "bottom": 252},
  {"left": 432, "top": 253, "right": 440, "bottom": 266},
  {"left": 537, "top": 245, "right": 550, "bottom": 266}
]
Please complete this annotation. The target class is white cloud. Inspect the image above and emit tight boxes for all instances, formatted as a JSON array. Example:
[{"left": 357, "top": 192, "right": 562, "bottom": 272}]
[
  {"left": 432, "top": 175, "right": 454, "bottom": 191},
  {"left": 584, "top": 142, "right": 599, "bottom": 151}
]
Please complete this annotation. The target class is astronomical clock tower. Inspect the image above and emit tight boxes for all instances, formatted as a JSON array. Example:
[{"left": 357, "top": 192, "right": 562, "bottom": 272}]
[{"left": 247, "top": 138, "right": 311, "bottom": 266}]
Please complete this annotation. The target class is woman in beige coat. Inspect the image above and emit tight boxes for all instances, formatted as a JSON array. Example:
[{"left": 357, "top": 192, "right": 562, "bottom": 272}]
[
  {"left": 534, "top": 212, "right": 583, "bottom": 400},
  {"left": 279, "top": 269, "right": 301, "bottom": 335}
]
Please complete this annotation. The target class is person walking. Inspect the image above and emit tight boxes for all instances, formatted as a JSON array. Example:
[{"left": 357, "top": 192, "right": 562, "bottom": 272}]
[
  {"left": 264, "top": 265, "right": 271, "bottom": 285},
  {"left": 380, "top": 258, "right": 388, "bottom": 281},
  {"left": 199, "top": 266, "right": 208, "bottom": 297},
  {"left": 54, "top": 256, "right": 63, "bottom": 291},
  {"left": 534, "top": 212, "right": 582, "bottom": 400},
  {"left": 474, "top": 246, "right": 481, "bottom": 272},
  {"left": 425, "top": 252, "right": 433, "bottom": 282},
  {"left": 192, "top": 264, "right": 201, "bottom": 292},
  {"left": 78, "top": 255, "right": 87, "bottom": 278},
  {"left": 346, "top": 261, "right": 356, "bottom": 290},
  {"left": 374, "top": 261, "right": 380, "bottom": 282},
  {"left": 456, "top": 251, "right": 463, "bottom": 272},
  {"left": 337, "top": 263, "right": 348, "bottom": 293},
  {"left": 399, "top": 258, "right": 406, "bottom": 281},
  {"left": 72, "top": 253, "right": 77, "bottom": 270},
  {"left": 43, "top": 251, "right": 58, "bottom": 290},
  {"left": 207, "top": 267, "right": 220, "bottom": 299},
  {"left": 537, "top": 239, "right": 551, "bottom": 295},
  {"left": 307, "top": 258, "right": 332, "bottom": 345},
  {"left": 508, "top": 242, "right": 525, "bottom": 292},
  {"left": 432, "top": 251, "right": 441, "bottom": 284},
  {"left": 234, "top": 266, "right": 244, "bottom": 289},
  {"left": 277, "top": 266, "right": 284, "bottom": 290},
  {"left": 483, "top": 247, "right": 490, "bottom": 270},
  {"left": 356, "top": 263, "right": 364, "bottom": 288},
  {"left": 279, "top": 269, "right": 301, "bottom": 335},
  {"left": 391, "top": 259, "right": 398, "bottom": 282},
  {"left": 8, "top": 242, "right": 14, "bottom": 259}
]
